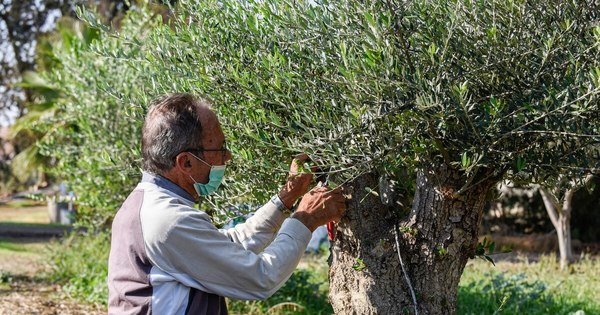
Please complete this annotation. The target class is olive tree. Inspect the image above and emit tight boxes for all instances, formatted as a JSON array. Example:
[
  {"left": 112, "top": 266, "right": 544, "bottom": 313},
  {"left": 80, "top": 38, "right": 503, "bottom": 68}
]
[{"left": 40, "top": 0, "right": 600, "bottom": 313}]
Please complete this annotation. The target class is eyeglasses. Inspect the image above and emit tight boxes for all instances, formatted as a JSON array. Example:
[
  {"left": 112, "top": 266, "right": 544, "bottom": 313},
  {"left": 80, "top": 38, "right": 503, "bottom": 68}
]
[{"left": 176, "top": 141, "right": 229, "bottom": 160}]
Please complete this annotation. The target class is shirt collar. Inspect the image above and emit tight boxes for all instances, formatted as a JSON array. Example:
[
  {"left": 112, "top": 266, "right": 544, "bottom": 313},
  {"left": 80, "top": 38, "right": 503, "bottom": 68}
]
[{"left": 141, "top": 171, "right": 195, "bottom": 203}]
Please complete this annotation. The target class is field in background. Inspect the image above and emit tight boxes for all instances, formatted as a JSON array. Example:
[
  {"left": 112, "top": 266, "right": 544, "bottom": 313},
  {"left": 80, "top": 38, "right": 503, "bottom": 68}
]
[
  {"left": 0, "top": 199, "right": 56, "bottom": 279},
  {"left": 0, "top": 199, "right": 49, "bottom": 224}
]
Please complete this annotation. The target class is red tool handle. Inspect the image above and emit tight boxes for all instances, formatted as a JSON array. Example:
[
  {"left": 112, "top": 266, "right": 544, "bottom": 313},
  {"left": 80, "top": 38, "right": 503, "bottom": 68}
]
[{"left": 327, "top": 221, "right": 336, "bottom": 241}]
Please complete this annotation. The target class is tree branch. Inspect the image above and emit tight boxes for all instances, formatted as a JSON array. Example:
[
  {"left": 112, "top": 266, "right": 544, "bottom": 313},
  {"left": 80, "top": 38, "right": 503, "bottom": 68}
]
[
  {"left": 539, "top": 186, "right": 560, "bottom": 228},
  {"left": 562, "top": 188, "right": 574, "bottom": 217}
]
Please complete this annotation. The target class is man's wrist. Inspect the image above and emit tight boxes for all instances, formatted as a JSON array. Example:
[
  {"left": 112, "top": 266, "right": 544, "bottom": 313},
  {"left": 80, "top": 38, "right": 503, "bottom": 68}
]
[
  {"left": 277, "top": 188, "right": 297, "bottom": 210},
  {"left": 290, "top": 211, "right": 317, "bottom": 232},
  {"left": 270, "top": 195, "right": 292, "bottom": 216}
]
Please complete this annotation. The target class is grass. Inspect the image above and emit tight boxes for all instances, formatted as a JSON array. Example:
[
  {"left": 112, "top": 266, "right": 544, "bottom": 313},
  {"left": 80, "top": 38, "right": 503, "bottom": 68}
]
[
  {"left": 0, "top": 221, "right": 69, "bottom": 229},
  {"left": 2, "top": 199, "right": 46, "bottom": 208},
  {"left": 458, "top": 254, "right": 600, "bottom": 314},
  {"left": 0, "top": 240, "right": 30, "bottom": 252},
  {"left": 46, "top": 232, "right": 110, "bottom": 305},
  {"left": 31, "top": 230, "right": 600, "bottom": 315},
  {"left": 0, "top": 200, "right": 49, "bottom": 224},
  {"left": 0, "top": 237, "right": 48, "bottom": 284}
]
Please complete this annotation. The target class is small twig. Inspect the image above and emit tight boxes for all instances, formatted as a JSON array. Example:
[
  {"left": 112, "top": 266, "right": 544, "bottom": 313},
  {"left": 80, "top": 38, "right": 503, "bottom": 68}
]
[
  {"left": 394, "top": 223, "right": 419, "bottom": 315},
  {"left": 452, "top": 167, "right": 478, "bottom": 198},
  {"left": 451, "top": 168, "right": 502, "bottom": 197}
]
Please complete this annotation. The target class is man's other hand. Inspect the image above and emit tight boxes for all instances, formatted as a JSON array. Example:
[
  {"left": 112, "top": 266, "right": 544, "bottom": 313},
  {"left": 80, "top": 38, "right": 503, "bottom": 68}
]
[
  {"left": 278, "top": 153, "right": 314, "bottom": 209},
  {"left": 291, "top": 186, "right": 347, "bottom": 232}
]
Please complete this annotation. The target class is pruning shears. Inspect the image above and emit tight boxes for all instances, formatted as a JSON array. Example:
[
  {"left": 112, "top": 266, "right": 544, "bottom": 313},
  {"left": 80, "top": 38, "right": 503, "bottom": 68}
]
[
  {"left": 316, "top": 167, "right": 336, "bottom": 241},
  {"left": 326, "top": 218, "right": 336, "bottom": 241}
]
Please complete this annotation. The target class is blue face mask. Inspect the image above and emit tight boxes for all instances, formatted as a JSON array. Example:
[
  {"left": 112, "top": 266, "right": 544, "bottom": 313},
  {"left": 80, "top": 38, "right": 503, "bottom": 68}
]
[{"left": 189, "top": 153, "right": 226, "bottom": 196}]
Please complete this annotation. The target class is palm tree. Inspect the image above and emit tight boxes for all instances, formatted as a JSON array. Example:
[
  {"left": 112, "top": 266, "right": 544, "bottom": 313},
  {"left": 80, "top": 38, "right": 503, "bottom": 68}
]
[{"left": 9, "top": 18, "right": 99, "bottom": 190}]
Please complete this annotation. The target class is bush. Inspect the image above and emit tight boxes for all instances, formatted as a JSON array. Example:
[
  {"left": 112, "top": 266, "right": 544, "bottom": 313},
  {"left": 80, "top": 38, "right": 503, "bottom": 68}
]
[{"left": 46, "top": 231, "right": 110, "bottom": 304}]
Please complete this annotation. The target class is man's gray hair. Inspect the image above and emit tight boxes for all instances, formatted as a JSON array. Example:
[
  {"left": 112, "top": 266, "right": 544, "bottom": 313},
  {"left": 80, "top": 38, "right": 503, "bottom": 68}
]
[{"left": 142, "top": 93, "right": 211, "bottom": 174}]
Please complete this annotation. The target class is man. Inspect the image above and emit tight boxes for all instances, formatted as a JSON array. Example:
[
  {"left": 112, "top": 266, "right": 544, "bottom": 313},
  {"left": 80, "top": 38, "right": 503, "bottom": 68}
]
[{"left": 108, "top": 93, "right": 347, "bottom": 314}]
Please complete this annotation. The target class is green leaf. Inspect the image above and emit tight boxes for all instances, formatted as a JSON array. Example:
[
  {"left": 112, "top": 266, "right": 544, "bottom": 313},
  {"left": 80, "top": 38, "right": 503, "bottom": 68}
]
[
  {"left": 475, "top": 243, "right": 485, "bottom": 256},
  {"left": 484, "top": 255, "right": 496, "bottom": 266},
  {"left": 461, "top": 152, "right": 471, "bottom": 169},
  {"left": 516, "top": 157, "right": 526, "bottom": 172},
  {"left": 365, "top": 187, "right": 379, "bottom": 197},
  {"left": 488, "top": 241, "right": 495, "bottom": 255},
  {"left": 352, "top": 258, "right": 366, "bottom": 271}
]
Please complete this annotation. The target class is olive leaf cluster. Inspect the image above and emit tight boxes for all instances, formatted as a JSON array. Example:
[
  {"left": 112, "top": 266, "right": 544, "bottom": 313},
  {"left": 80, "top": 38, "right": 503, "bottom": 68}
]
[{"left": 39, "top": 0, "right": 600, "bottom": 226}]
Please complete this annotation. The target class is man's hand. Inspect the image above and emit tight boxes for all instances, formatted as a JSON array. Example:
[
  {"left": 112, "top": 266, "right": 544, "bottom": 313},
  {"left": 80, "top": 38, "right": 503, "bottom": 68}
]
[
  {"left": 291, "top": 186, "right": 347, "bottom": 232},
  {"left": 278, "top": 153, "right": 314, "bottom": 209}
]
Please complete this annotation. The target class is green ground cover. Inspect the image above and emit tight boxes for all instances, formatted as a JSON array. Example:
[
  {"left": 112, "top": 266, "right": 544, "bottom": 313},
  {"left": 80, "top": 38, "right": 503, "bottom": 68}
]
[
  {"left": 458, "top": 255, "right": 600, "bottom": 315},
  {"left": 46, "top": 232, "right": 110, "bottom": 304},
  {"left": 4, "top": 232, "right": 598, "bottom": 314},
  {"left": 0, "top": 240, "right": 30, "bottom": 252},
  {"left": 226, "top": 251, "right": 600, "bottom": 314}
]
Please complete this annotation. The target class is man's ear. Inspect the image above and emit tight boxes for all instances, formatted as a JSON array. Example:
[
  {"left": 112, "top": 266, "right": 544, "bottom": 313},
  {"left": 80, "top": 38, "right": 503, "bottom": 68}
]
[{"left": 174, "top": 153, "right": 193, "bottom": 173}]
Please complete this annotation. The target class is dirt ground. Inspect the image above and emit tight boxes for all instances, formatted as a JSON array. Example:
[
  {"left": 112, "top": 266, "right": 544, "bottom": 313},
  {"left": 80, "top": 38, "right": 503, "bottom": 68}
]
[
  {"left": 0, "top": 237, "right": 106, "bottom": 314},
  {"left": 0, "top": 203, "right": 106, "bottom": 314},
  {"left": 0, "top": 276, "right": 105, "bottom": 314}
]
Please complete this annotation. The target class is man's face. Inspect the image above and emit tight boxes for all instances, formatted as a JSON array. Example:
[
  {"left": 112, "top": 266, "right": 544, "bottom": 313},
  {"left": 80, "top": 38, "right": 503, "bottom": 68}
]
[{"left": 190, "top": 108, "right": 232, "bottom": 184}]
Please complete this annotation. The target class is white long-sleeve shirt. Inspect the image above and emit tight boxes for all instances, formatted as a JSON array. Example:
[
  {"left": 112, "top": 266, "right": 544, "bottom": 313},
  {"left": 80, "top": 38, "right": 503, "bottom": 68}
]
[{"left": 107, "top": 172, "right": 312, "bottom": 314}]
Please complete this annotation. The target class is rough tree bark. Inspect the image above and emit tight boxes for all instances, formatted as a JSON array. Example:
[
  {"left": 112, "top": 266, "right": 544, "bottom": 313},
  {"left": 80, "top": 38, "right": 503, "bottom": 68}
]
[{"left": 329, "top": 164, "right": 497, "bottom": 314}]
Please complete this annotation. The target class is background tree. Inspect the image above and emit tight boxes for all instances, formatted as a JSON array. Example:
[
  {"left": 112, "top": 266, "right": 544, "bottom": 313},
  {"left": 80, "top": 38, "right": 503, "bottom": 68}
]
[
  {"left": 34, "top": 0, "right": 600, "bottom": 313},
  {"left": 538, "top": 175, "right": 595, "bottom": 270},
  {"left": 8, "top": 14, "right": 104, "bottom": 190},
  {"left": 1, "top": 0, "right": 130, "bottom": 193},
  {"left": 0, "top": 0, "right": 75, "bottom": 124}
]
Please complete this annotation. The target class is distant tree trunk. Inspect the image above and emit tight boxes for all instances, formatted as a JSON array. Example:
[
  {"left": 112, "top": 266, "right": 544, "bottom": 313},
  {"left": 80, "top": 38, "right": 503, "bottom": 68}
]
[
  {"left": 539, "top": 187, "right": 575, "bottom": 270},
  {"left": 328, "top": 164, "right": 497, "bottom": 314}
]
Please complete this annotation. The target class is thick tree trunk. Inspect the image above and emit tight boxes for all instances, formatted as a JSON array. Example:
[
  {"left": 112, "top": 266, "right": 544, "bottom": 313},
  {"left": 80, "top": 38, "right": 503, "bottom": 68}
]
[{"left": 329, "top": 164, "right": 497, "bottom": 314}]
